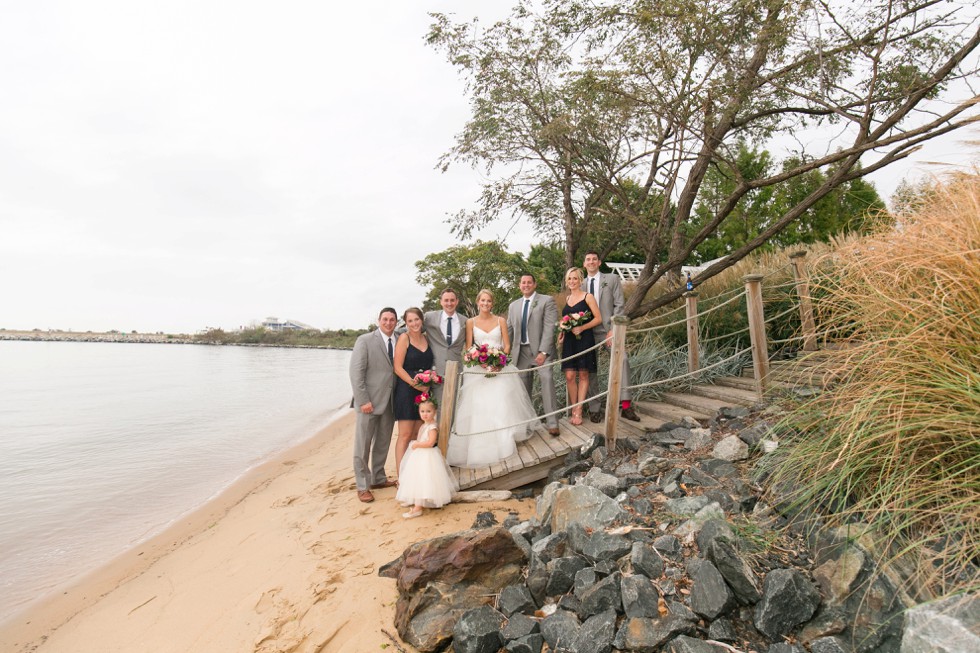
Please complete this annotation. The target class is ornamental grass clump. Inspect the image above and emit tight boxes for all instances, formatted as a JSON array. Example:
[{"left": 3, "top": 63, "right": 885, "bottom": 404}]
[{"left": 768, "top": 170, "right": 980, "bottom": 598}]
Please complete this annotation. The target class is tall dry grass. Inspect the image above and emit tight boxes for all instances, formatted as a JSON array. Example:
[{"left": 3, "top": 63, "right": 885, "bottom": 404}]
[{"left": 766, "top": 170, "right": 980, "bottom": 597}]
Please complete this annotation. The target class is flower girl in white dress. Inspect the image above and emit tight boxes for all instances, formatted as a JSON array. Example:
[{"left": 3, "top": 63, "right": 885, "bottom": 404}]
[{"left": 396, "top": 398, "right": 458, "bottom": 518}]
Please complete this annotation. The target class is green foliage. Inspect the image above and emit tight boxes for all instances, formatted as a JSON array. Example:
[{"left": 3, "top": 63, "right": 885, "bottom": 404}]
[
  {"left": 691, "top": 144, "right": 888, "bottom": 263},
  {"left": 193, "top": 327, "right": 364, "bottom": 349},
  {"left": 429, "top": 1, "right": 978, "bottom": 318},
  {"left": 415, "top": 240, "right": 529, "bottom": 315}
]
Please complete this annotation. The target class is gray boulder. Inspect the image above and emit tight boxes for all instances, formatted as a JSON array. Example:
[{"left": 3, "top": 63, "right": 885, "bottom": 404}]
[
  {"left": 505, "top": 633, "right": 544, "bottom": 653},
  {"left": 550, "top": 484, "right": 627, "bottom": 532},
  {"left": 705, "top": 538, "right": 761, "bottom": 604},
  {"left": 452, "top": 604, "right": 505, "bottom": 653},
  {"left": 499, "top": 584, "right": 537, "bottom": 616},
  {"left": 901, "top": 594, "right": 980, "bottom": 653},
  {"left": 754, "top": 568, "right": 822, "bottom": 640},
  {"left": 713, "top": 435, "right": 750, "bottom": 461},
  {"left": 571, "top": 609, "right": 617, "bottom": 653},
  {"left": 665, "top": 495, "right": 712, "bottom": 516},
  {"left": 577, "top": 571, "right": 622, "bottom": 617},
  {"left": 630, "top": 541, "right": 666, "bottom": 579},
  {"left": 567, "top": 521, "right": 632, "bottom": 562},
  {"left": 540, "top": 609, "right": 581, "bottom": 651},
  {"left": 685, "top": 428, "right": 714, "bottom": 451},
  {"left": 690, "top": 561, "right": 736, "bottom": 619},
  {"left": 621, "top": 574, "right": 662, "bottom": 618},
  {"left": 581, "top": 467, "right": 621, "bottom": 497},
  {"left": 809, "top": 636, "right": 848, "bottom": 653},
  {"left": 613, "top": 615, "right": 697, "bottom": 652},
  {"left": 545, "top": 556, "right": 592, "bottom": 597},
  {"left": 501, "top": 612, "right": 539, "bottom": 642}
]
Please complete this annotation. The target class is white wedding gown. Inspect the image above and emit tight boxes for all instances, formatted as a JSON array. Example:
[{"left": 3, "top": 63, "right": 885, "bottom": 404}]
[{"left": 446, "top": 325, "right": 538, "bottom": 468}]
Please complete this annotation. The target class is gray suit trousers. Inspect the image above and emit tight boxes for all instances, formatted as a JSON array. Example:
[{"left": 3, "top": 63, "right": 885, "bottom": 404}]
[
  {"left": 516, "top": 344, "right": 558, "bottom": 428},
  {"left": 353, "top": 410, "right": 394, "bottom": 491}
]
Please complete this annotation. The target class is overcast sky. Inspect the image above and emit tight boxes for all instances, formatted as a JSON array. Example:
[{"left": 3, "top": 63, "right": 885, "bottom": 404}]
[{"left": 1, "top": 1, "right": 976, "bottom": 334}]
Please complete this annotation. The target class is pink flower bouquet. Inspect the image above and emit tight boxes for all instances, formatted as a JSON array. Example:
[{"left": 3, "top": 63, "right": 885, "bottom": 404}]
[
  {"left": 463, "top": 343, "right": 508, "bottom": 377},
  {"left": 558, "top": 310, "right": 592, "bottom": 339}
]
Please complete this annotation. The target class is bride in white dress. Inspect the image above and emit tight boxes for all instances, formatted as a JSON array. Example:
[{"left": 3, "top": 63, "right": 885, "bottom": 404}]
[{"left": 446, "top": 289, "right": 538, "bottom": 468}]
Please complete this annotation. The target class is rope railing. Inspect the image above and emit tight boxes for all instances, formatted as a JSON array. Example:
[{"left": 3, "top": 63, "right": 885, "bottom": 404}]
[{"left": 630, "top": 289, "right": 747, "bottom": 334}]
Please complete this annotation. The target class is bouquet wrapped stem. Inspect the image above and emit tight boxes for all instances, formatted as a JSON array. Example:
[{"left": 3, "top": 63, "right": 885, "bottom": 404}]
[{"left": 559, "top": 310, "right": 592, "bottom": 340}]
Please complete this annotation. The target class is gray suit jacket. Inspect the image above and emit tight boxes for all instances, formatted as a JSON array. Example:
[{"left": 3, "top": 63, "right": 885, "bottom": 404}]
[
  {"left": 423, "top": 311, "right": 468, "bottom": 375},
  {"left": 589, "top": 273, "right": 625, "bottom": 336},
  {"left": 349, "top": 330, "right": 394, "bottom": 412},
  {"left": 507, "top": 293, "right": 558, "bottom": 358}
]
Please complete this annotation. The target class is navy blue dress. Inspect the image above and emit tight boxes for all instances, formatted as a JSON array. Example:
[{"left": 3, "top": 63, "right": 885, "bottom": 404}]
[
  {"left": 393, "top": 340, "right": 435, "bottom": 420},
  {"left": 560, "top": 298, "right": 597, "bottom": 372}
]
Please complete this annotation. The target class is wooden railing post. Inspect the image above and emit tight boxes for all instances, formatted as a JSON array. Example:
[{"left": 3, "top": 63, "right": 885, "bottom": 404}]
[
  {"left": 789, "top": 251, "right": 818, "bottom": 352},
  {"left": 438, "top": 360, "right": 460, "bottom": 456},
  {"left": 604, "top": 316, "right": 629, "bottom": 452},
  {"left": 744, "top": 274, "right": 770, "bottom": 399},
  {"left": 684, "top": 291, "right": 700, "bottom": 373}
]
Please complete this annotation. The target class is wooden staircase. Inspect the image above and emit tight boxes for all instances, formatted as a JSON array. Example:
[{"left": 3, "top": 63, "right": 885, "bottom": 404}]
[{"left": 454, "top": 353, "right": 832, "bottom": 491}]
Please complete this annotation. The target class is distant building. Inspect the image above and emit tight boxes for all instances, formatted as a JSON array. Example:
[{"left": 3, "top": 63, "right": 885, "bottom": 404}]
[{"left": 260, "top": 316, "right": 316, "bottom": 332}]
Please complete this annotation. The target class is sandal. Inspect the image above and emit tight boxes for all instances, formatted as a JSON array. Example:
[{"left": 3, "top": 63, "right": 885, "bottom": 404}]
[
  {"left": 570, "top": 407, "right": 583, "bottom": 426},
  {"left": 403, "top": 509, "right": 423, "bottom": 519}
]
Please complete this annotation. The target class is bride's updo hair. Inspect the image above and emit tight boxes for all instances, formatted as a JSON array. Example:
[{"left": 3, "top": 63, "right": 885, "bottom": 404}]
[
  {"left": 565, "top": 267, "right": 584, "bottom": 286},
  {"left": 476, "top": 288, "right": 494, "bottom": 307}
]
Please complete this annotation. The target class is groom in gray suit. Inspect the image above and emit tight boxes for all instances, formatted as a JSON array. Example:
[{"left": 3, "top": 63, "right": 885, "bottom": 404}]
[
  {"left": 423, "top": 287, "right": 468, "bottom": 400},
  {"left": 583, "top": 251, "right": 640, "bottom": 422},
  {"left": 348, "top": 307, "right": 398, "bottom": 503},
  {"left": 507, "top": 273, "right": 560, "bottom": 436}
]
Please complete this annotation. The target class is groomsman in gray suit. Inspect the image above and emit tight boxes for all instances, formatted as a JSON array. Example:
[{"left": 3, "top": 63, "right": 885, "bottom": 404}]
[
  {"left": 583, "top": 251, "right": 640, "bottom": 422},
  {"left": 507, "top": 273, "right": 560, "bottom": 436},
  {"left": 348, "top": 307, "right": 398, "bottom": 503},
  {"left": 423, "top": 287, "right": 468, "bottom": 401}
]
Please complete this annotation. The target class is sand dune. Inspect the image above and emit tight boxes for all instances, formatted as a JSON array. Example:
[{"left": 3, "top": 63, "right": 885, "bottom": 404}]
[{"left": 0, "top": 410, "right": 534, "bottom": 653}]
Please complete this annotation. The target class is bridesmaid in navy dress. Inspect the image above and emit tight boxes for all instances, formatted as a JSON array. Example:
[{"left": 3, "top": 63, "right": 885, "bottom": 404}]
[
  {"left": 393, "top": 307, "right": 435, "bottom": 473},
  {"left": 559, "top": 267, "right": 602, "bottom": 425}
]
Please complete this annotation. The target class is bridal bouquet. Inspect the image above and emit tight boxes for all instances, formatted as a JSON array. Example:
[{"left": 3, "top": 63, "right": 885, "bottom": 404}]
[
  {"left": 559, "top": 310, "right": 592, "bottom": 339},
  {"left": 413, "top": 369, "right": 443, "bottom": 405},
  {"left": 463, "top": 343, "right": 508, "bottom": 377}
]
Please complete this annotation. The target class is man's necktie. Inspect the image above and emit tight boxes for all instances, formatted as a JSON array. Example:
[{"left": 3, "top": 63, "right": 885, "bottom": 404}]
[
  {"left": 589, "top": 277, "right": 596, "bottom": 296},
  {"left": 387, "top": 337, "right": 393, "bottom": 362},
  {"left": 521, "top": 299, "right": 530, "bottom": 344},
  {"left": 446, "top": 317, "right": 453, "bottom": 346}
]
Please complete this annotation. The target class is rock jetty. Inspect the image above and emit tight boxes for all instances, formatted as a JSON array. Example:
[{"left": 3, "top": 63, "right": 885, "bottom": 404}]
[{"left": 380, "top": 404, "right": 979, "bottom": 652}]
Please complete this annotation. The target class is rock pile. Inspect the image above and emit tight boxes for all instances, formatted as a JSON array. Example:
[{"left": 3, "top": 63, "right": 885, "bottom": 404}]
[{"left": 380, "top": 405, "right": 979, "bottom": 653}]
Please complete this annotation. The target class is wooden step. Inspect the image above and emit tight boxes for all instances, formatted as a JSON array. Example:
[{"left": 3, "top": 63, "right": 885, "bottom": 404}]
[
  {"left": 659, "top": 391, "right": 740, "bottom": 415},
  {"left": 687, "top": 383, "right": 758, "bottom": 407},
  {"left": 635, "top": 399, "right": 712, "bottom": 424},
  {"left": 711, "top": 375, "right": 759, "bottom": 391}
]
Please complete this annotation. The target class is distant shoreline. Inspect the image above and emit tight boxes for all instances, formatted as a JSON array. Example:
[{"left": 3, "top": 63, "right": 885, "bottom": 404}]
[{"left": 0, "top": 330, "right": 353, "bottom": 350}]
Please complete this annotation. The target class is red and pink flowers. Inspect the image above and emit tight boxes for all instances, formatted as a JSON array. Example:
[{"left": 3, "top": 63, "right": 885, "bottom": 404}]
[
  {"left": 412, "top": 369, "right": 443, "bottom": 405},
  {"left": 559, "top": 310, "right": 593, "bottom": 339},
  {"left": 463, "top": 343, "right": 508, "bottom": 376}
]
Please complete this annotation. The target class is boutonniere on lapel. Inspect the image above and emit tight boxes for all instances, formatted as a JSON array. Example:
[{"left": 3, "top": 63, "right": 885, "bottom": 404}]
[
  {"left": 532, "top": 300, "right": 539, "bottom": 309},
  {"left": 602, "top": 281, "right": 608, "bottom": 288}
]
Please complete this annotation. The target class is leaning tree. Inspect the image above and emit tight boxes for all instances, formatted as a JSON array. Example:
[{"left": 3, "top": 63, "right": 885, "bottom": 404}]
[{"left": 429, "top": 0, "right": 980, "bottom": 316}]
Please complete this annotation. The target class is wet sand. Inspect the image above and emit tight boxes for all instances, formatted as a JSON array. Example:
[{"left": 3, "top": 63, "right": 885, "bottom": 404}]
[{"left": 0, "top": 410, "right": 534, "bottom": 653}]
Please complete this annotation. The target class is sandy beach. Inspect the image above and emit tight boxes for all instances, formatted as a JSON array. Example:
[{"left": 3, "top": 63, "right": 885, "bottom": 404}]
[{"left": 0, "top": 410, "right": 535, "bottom": 653}]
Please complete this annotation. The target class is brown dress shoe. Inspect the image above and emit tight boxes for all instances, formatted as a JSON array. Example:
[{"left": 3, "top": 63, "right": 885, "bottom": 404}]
[
  {"left": 370, "top": 478, "right": 398, "bottom": 489},
  {"left": 589, "top": 410, "right": 604, "bottom": 424},
  {"left": 621, "top": 406, "right": 641, "bottom": 422},
  {"left": 357, "top": 489, "right": 375, "bottom": 503},
  {"left": 547, "top": 427, "right": 561, "bottom": 437}
]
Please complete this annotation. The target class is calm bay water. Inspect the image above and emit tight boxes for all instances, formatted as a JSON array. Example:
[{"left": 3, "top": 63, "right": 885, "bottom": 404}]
[{"left": 0, "top": 340, "right": 352, "bottom": 623}]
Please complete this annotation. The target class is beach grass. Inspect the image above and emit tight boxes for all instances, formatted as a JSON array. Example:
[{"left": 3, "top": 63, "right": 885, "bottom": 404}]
[{"left": 760, "top": 170, "right": 980, "bottom": 598}]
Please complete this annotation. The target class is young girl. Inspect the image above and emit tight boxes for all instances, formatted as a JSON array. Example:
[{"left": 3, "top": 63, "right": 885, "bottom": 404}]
[{"left": 395, "top": 398, "right": 458, "bottom": 518}]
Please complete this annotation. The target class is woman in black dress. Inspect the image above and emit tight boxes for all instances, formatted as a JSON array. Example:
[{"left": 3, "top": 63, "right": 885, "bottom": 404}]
[
  {"left": 393, "top": 307, "right": 435, "bottom": 473},
  {"left": 559, "top": 267, "right": 602, "bottom": 425}
]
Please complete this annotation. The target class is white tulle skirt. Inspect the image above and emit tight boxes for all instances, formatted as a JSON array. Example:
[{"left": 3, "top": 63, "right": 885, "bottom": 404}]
[
  {"left": 396, "top": 446, "right": 458, "bottom": 509},
  {"left": 446, "top": 365, "right": 538, "bottom": 468}
]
